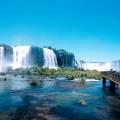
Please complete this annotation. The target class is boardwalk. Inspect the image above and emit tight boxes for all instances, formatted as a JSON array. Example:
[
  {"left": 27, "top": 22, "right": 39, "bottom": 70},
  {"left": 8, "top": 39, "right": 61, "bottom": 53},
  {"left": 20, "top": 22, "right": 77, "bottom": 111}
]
[
  {"left": 101, "top": 71, "right": 120, "bottom": 92},
  {"left": 101, "top": 71, "right": 120, "bottom": 85}
]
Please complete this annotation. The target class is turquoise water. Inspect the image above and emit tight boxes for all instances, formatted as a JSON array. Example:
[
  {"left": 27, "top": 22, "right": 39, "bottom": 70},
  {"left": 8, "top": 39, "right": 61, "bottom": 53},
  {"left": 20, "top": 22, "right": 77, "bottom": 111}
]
[{"left": 0, "top": 75, "right": 120, "bottom": 120}]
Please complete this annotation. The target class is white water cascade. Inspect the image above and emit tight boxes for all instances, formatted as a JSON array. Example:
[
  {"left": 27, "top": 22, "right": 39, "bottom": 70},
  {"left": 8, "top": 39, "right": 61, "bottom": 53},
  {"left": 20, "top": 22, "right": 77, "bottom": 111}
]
[
  {"left": 111, "top": 61, "right": 120, "bottom": 72},
  {"left": 75, "top": 60, "right": 84, "bottom": 69},
  {"left": 0, "top": 47, "right": 5, "bottom": 72},
  {"left": 84, "top": 62, "right": 111, "bottom": 71},
  {"left": 75, "top": 60, "right": 112, "bottom": 71},
  {"left": 12, "top": 46, "right": 31, "bottom": 69},
  {"left": 43, "top": 48, "right": 58, "bottom": 69}
]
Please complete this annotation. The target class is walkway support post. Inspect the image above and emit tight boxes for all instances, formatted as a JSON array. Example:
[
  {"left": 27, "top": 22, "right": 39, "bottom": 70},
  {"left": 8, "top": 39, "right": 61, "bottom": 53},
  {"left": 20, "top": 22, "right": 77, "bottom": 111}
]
[
  {"left": 102, "top": 77, "right": 106, "bottom": 89},
  {"left": 110, "top": 81, "right": 115, "bottom": 93}
]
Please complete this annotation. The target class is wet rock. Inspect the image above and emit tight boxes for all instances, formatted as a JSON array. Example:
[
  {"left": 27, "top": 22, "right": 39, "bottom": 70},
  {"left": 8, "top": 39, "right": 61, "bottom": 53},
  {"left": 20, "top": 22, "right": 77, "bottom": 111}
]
[
  {"left": 62, "top": 82, "right": 89, "bottom": 88},
  {"left": 0, "top": 112, "right": 9, "bottom": 120},
  {"left": 39, "top": 79, "right": 43, "bottom": 82},
  {"left": 45, "top": 115, "right": 59, "bottom": 120},
  {"left": 50, "top": 76, "right": 54, "bottom": 78},
  {"left": 4, "top": 77, "right": 7, "bottom": 81},
  {"left": 26, "top": 80, "right": 30, "bottom": 82},
  {"left": 36, "top": 107, "right": 50, "bottom": 114},
  {"left": 32, "top": 118, "right": 38, "bottom": 120},
  {"left": 22, "top": 75, "right": 25, "bottom": 78},
  {"left": 14, "top": 74, "right": 17, "bottom": 77},
  {"left": 30, "top": 80, "right": 38, "bottom": 86},
  {"left": 37, "top": 113, "right": 45, "bottom": 117},
  {"left": 78, "top": 99, "right": 87, "bottom": 105}
]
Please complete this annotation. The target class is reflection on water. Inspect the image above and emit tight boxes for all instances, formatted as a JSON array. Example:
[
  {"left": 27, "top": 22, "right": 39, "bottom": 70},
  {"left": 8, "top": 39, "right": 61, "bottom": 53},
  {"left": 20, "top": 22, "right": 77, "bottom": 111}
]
[
  {"left": 0, "top": 79, "right": 28, "bottom": 92},
  {"left": 0, "top": 75, "right": 120, "bottom": 120},
  {"left": 43, "top": 79, "right": 55, "bottom": 89}
]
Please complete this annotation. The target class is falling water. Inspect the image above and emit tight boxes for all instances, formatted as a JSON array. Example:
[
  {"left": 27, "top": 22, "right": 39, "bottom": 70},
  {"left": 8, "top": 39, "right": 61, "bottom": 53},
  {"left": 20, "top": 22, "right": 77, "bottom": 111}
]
[
  {"left": 0, "top": 47, "right": 4, "bottom": 72},
  {"left": 75, "top": 61, "right": 112, "bottom": 71},
  {"left": 111, "top": 61, "right": 120, "bottom": 72},
  {"left": 84, "top": 62, "right": 111, "bottom": 71},
  {"left": 75, "top": 60, "right": 84, "bottom": 69},
  {"left": 43, "top": 48, "right": 58, "bottom": 69},
  {"left": 12, "top": 46, "right": 31, "bottom": 69}
]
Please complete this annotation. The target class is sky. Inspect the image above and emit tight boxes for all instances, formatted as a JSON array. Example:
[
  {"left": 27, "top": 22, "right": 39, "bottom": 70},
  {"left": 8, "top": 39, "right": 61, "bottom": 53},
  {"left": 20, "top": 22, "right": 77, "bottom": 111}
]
[{"left": 0, "top": 0, "right": 120, "bottom": 62}]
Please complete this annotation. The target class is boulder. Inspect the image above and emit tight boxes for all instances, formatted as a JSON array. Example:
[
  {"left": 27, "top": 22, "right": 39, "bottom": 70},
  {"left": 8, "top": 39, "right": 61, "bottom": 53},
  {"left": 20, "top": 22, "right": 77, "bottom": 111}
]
[{"left": 78, "top": 99, "right": 87, "bottom": 105}]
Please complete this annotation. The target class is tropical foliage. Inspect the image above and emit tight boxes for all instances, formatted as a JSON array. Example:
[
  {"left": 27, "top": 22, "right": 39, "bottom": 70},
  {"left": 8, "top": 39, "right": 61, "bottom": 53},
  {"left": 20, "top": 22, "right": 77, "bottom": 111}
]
[{"left": 8, "top": 67, "right": 100, "bottom": 80}]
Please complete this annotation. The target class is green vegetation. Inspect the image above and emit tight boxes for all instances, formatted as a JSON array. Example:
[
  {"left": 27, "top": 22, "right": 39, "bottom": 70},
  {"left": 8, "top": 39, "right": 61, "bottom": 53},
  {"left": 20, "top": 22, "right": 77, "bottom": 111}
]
[
  {"left": 8, "top": 66, "right": 100, "bottom": 80},
  {"left": 80, "top": 77, "right": 86, "bottom": 84}
]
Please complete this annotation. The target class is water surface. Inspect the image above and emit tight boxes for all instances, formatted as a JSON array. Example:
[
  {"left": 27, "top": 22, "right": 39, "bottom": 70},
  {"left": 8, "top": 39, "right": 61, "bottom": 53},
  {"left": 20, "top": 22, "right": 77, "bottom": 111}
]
[{"left": 0, "top": 75, "right": 120, "bottom": 120}]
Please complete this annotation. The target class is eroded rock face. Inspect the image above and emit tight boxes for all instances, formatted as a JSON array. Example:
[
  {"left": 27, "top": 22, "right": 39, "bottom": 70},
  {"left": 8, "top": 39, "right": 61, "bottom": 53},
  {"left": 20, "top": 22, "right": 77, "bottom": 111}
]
[
  {"left": 30, "top": 47, "right": 44, "bottom": 67},
  {"left": 0, "top": 44, "right": 75, "bottom": 72},
  {"left": 54, "top": 49, "right": 75, "bottom": 68}
]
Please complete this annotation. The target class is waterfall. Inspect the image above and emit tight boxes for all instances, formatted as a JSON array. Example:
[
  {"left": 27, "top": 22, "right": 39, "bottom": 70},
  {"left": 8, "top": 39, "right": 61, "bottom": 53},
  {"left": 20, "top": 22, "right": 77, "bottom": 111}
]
[
  {"left": 12, "top": 46, "right": 31, "bottom": 69},
  {"left": 111, "top": 61, "right": 120, "bottom": 72},
  {"left": 75, "top": 60, "right": 84, "bottom": 69},
  {"left": 43, "top": 48, "right": 58, "bottom": 69},
  {"left": 0, "top": 47, "right": 5, "bottom": 72},
  {"left": 83, "top": 62, "right": 111, "bottom": 71}
]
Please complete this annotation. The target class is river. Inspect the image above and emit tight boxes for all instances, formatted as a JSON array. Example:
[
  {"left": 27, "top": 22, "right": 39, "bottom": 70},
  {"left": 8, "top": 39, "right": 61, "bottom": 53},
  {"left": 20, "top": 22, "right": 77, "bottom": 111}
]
[{"left": 0, "top": 75, "right": 120, "bottom": 120}]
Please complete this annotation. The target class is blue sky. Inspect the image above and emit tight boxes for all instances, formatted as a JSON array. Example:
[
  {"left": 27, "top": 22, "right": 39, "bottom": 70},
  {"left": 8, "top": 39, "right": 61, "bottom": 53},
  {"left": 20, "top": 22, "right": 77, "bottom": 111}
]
[{"left": 0, "top": 0, "right": 120, "bottom": 62}]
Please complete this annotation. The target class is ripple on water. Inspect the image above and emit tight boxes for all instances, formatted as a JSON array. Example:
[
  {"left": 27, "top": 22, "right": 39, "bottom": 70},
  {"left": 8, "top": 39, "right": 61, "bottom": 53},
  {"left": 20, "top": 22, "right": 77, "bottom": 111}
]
[{"left": 0, "top": 76, "right": 120, "bottom": 120}]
